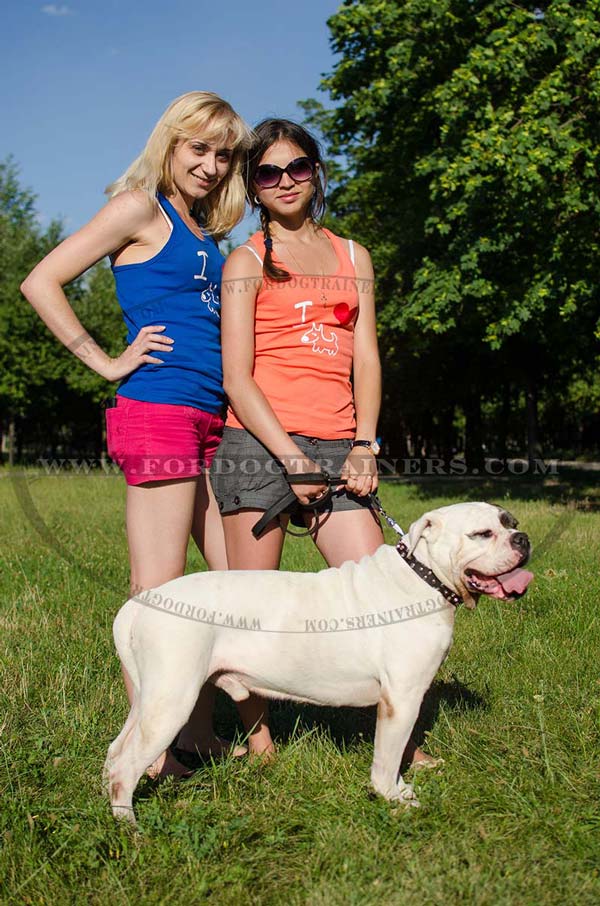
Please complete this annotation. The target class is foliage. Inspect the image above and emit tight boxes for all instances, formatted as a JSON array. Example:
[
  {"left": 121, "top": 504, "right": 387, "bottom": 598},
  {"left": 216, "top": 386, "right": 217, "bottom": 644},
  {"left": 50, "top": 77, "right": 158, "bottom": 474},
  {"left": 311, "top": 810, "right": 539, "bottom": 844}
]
[
  {"left": 304, "top": 0, "right": 600, "bottom": 455},
  {"left": 0, "top": 158, "right": 68, "bottom": 419},
  {"left": 0, "top": 158, "right": 120, "bottom": 454}
]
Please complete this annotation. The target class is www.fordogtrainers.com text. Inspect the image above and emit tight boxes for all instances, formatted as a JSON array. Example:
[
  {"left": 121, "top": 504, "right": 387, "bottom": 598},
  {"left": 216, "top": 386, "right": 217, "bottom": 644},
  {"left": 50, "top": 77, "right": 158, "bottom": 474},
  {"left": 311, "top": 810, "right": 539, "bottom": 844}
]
[{"left": 133, "top": 586, "right": 450, "bottom": 634}]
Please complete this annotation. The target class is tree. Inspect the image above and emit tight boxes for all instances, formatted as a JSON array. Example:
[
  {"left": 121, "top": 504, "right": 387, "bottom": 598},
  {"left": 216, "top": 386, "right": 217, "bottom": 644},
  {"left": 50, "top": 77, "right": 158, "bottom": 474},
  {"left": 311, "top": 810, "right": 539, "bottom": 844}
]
[
  {"left": 0, "top": 159, "right": 121, "bottom": 463},
  {"left": 304, "top": 0, "right": 600, "bottom": 464},
  {"left": 0, "top": 158, "right": 70, "bottom": 463}
]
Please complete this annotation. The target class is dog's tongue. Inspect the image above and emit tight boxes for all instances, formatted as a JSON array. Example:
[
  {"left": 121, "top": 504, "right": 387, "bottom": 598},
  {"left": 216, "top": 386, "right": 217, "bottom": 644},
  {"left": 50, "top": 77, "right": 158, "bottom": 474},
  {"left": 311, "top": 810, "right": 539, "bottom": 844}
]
[
  {"left": 496, "top": 567, "right": 534, "bottom": 596},
  {"left": 470, "top": 567, "right": 534, "bottom": 599}
]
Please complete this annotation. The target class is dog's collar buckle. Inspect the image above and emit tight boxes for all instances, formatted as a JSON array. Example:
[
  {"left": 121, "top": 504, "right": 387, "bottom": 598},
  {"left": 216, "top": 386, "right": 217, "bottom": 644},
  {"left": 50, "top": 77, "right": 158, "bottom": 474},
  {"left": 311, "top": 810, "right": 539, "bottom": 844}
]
[{"left": 396, "top": 542, "right": 463, "bottom": 608}]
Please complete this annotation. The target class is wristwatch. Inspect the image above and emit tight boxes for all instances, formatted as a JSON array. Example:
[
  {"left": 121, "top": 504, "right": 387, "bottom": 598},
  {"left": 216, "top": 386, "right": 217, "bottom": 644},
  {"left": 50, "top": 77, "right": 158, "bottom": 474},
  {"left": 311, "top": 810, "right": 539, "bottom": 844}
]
[{"left": 352, "top": 439, "right": 381, "bottom": 456}]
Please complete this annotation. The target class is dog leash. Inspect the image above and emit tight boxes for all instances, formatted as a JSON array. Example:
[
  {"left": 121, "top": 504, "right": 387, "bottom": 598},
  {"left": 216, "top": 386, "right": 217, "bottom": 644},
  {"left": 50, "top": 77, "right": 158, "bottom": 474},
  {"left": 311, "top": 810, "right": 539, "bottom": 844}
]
[
  {"left": 368, "top": 492, "right": 405, "bottom": 539},
  {"left": 251, "top": 470, "right": 337, "bottom": 539},
  {"left": 250, "top": 477, "right": 462, "bottom": 606},
  {"left": 251, "top": 472, "right": 406, "bottom": 540},
  {"left": 356, "top": 495, "right": 461, "bottom": 605}
]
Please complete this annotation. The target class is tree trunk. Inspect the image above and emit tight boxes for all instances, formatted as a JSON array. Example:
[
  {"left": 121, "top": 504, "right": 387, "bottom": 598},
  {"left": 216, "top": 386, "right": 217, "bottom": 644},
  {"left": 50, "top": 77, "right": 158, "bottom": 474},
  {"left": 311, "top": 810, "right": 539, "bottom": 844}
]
[
  {"left": 8, "top": 417, "right": 16, "bottom": 467},
  {"left": 465, "top": 393, "right": 484, "bottom": 472},
  {"left": 16, "top": 418, "right": 23, "bottom": 462},
  {"left": 526, "top": 372, "right": 543, "bottom": 465},
  {"left": 439, "top": 406, "right": 455, "bottom": 466},
  {"left": 499, "top": 382, "right": 511, "bottom": 462}
]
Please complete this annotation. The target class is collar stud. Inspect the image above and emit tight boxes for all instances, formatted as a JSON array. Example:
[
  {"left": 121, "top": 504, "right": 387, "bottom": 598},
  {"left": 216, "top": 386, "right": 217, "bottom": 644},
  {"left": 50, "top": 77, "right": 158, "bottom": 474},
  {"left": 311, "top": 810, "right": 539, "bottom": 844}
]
[{"left": 396, "top": 542, "right": 463, "bottom": 608}]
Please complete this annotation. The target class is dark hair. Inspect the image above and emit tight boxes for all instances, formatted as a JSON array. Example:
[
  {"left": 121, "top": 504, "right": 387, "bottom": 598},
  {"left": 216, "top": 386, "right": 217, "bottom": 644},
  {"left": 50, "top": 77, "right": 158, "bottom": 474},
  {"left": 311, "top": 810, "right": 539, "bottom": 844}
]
[{"left": 246, "top": 119, "right": 327, "bottom": 282}]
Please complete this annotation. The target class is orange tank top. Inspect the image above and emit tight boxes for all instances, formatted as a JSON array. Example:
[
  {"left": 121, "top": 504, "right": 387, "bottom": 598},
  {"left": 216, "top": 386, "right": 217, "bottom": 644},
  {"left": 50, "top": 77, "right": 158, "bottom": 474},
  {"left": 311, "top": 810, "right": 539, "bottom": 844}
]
[{"left": 226, "top": 228, "right": 359, "bottom": 438}]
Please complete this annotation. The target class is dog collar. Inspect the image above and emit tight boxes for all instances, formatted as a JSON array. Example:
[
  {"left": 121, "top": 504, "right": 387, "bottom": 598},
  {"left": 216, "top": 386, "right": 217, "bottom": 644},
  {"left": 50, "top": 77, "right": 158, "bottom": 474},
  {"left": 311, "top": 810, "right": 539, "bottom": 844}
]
[{"left": 396, "top": 542, "right": 463, "bottom": 608}]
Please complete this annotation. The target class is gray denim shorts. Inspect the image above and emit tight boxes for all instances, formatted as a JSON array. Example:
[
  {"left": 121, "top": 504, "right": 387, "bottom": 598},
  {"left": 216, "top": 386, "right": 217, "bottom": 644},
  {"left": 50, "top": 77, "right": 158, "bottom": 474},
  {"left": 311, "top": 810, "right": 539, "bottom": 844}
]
[{"left": 210, "top": 427, "right": 373, "bottom": 520}]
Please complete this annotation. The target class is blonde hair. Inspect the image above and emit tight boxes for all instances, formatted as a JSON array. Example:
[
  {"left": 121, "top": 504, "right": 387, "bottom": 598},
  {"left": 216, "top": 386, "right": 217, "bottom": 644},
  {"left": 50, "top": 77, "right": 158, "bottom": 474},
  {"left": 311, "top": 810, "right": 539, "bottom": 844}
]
[{"left": 106, "top": 91, "right": 253, "bottom": 239}]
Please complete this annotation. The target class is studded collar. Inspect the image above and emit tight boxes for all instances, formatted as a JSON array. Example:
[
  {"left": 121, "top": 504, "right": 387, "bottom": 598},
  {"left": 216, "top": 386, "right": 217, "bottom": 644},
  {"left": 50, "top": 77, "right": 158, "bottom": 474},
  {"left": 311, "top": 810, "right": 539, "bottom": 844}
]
[{"left": 396, "top": 541, "right": 463, "bottom": 608}]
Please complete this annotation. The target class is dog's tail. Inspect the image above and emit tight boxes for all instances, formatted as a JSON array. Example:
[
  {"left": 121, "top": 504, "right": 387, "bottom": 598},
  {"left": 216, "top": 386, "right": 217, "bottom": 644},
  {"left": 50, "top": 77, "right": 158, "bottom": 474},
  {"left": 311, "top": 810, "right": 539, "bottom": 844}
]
[{"left": 113, "top": 599, "right": 141, "bottom": 695}]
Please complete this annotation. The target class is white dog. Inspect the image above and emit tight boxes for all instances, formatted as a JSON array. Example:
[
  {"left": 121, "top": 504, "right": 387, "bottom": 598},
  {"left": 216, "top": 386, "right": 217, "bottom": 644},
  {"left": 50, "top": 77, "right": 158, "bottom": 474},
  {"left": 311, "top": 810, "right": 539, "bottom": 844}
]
[{"left": 104, "top": 502, "right": 532, "bottom": 823}]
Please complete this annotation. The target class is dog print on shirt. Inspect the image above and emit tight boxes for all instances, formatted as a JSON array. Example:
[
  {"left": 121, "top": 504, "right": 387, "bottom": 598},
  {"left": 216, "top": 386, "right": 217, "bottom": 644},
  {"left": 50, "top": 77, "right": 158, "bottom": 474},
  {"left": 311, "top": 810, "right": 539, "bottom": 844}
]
[{"left": 301, "top": 322, "right": 339, "bottom": 356}]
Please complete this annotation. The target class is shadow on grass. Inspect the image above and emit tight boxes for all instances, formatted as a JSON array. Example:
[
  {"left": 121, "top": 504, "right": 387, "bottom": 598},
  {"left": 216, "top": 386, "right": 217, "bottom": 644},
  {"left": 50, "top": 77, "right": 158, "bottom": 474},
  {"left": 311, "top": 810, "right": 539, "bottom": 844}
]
[
  {"left": 211, "top": 675, "right": 487, "bottom": 756},
  {"left": 123, "top": 679, "right": 486, "bottom": 810},
  {"left": 394, "top": 466, "right": 599, "bottom": 508}
]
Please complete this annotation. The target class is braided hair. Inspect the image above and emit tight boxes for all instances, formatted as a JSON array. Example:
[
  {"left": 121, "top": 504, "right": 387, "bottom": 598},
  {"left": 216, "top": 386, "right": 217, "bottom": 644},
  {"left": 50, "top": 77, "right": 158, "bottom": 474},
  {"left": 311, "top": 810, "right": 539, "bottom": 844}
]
[
  {"left": 246, "top": 119, "right": 327, "bottom": 283},
  {"left": 258, "top": 204, "right": 290, "bottom": 282}
]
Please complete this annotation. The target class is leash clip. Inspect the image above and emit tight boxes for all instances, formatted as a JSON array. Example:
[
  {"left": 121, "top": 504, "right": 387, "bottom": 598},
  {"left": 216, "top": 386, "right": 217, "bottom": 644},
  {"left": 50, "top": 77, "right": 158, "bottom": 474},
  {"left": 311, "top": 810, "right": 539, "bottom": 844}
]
[{"left": 368, "top": 492, "right": 405, "bottom": 539}]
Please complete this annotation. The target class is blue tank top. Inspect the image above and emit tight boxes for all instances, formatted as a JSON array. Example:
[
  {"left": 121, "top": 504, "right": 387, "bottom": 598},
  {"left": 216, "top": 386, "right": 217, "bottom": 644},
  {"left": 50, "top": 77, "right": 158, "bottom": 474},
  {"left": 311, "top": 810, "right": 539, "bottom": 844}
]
[{"left": 111, "top": 192, "right": 224, "bottom": 413}]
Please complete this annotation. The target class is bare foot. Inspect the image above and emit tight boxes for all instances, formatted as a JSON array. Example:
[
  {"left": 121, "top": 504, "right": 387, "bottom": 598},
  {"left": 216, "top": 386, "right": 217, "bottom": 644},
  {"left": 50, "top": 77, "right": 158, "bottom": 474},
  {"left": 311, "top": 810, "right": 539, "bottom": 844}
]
[
  {"left": 401, "top": 737, "right": 443, "bottom": 770},
  {"left": 248, "top": 742, "right": 277, "bottom": 762},
  {"left": 146, "top": 748, "right": 195, "bottom": 781},
  {"left": 244, "top": 721, "right": 276, "bottom": 761}
]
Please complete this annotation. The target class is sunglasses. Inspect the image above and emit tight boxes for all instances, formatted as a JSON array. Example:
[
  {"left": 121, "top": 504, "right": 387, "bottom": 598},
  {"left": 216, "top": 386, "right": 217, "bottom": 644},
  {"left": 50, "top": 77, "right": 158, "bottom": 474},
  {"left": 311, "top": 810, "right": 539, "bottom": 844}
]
[{"left": 253, "top": 156, "right": 316, "bottom": 189}]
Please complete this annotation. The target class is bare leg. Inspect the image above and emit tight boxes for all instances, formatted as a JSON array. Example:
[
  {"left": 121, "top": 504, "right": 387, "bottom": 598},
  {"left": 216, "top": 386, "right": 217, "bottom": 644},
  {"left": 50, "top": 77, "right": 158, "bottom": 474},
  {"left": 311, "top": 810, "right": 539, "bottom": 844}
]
[
  {"left": 171, "top": 475, "right": 245, "bottom": 757},
  {"left": 304, "top": 505, "right": 383, "bottom": 566},
  {"left": 222, "top": 510, "right": 287, "bottom": 755},
  {"left": 305, "top": 506, "right": 436, "bottom": 767},
  {"left": 191, "top": 472, "right": 228, "bottom": 571}
]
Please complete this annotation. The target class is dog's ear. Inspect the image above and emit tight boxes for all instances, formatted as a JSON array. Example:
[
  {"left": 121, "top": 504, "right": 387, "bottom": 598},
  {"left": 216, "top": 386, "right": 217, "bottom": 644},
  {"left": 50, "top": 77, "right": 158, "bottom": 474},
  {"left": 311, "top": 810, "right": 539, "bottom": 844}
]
[{"left": 407, "top": 512, "right": 443, "bottom": 556}]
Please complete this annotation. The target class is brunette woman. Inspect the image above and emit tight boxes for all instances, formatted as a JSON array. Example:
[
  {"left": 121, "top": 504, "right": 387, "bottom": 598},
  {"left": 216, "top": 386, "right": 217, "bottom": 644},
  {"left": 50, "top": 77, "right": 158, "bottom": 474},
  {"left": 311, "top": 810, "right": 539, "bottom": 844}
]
[{"left": 212, "top": 120, "right": 434, "bottom": 767}]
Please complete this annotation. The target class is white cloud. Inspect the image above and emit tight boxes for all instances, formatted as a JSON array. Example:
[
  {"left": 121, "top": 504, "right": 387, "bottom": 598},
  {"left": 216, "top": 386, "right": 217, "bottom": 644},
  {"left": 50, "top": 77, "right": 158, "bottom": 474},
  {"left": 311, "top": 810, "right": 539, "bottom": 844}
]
[{"left": 41, "top": 4, "right": 72, "bottom": 15}]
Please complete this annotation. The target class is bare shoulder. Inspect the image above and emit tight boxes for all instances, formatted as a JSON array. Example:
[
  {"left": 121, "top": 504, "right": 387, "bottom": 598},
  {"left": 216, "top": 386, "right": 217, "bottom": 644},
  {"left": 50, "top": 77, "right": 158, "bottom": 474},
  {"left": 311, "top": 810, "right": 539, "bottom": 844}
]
[
  {"left": 223, "top": 243, "right": 263, "bottom": 280},
  {"left": 102, "top": 189, "right": 157, "bottom": 230},
  {"left": 343, "top": 238, "right": 374, "bottom": 281},
  {"left": 331, "top": 232, "right": 372, "bottom": 267},
  {"left": 351, "top": 240, "right": 372, "bottom": 267}
]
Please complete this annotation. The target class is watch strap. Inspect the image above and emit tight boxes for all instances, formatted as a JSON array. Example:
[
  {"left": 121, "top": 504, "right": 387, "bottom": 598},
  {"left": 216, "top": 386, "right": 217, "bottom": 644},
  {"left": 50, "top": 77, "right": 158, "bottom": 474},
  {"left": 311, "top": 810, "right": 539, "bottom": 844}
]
[{"left": 352, "top": 439, "right": 380, "bottom": 455}]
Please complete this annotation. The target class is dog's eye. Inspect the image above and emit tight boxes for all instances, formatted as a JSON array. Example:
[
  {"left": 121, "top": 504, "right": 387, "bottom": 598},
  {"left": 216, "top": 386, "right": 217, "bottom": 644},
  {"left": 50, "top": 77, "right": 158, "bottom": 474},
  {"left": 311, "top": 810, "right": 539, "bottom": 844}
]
[{"left": 470, "top": 530, "right": 493, "bottom": 539}]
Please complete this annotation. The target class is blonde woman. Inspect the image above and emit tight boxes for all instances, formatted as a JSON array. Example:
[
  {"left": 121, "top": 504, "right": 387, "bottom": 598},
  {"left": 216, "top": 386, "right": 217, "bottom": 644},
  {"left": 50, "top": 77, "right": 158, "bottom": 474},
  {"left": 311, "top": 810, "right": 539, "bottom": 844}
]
[{"left": 21, "top": 92, "right": 253, "bottom": 777}]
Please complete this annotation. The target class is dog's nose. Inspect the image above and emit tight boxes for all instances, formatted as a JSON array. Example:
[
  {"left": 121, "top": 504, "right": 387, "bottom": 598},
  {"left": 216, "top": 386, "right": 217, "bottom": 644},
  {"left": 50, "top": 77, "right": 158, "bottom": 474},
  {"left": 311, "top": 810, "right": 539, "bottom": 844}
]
[{"left": 510, "top": 532, "right": 529, "bottom": 552}]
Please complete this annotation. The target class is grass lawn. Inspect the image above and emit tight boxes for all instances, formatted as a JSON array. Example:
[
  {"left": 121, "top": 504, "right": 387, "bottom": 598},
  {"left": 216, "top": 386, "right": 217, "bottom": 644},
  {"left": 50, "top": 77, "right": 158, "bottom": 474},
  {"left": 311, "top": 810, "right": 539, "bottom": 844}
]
[{"left": 1, "top": 467, "right": 599, "bottom": 905}]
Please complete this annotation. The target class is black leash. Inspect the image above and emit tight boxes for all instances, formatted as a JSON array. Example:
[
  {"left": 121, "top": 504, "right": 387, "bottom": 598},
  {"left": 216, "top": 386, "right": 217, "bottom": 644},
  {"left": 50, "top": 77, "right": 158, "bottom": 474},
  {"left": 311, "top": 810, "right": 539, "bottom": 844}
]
[
  {"left": 251, "top": 471, "right": 406, "bottom": 540},
  {"left": 251, "top": 475, "right": 463, "bottom": 607},
  {"left": 251, "top": 470, "right": 339, "bottom": 539}
]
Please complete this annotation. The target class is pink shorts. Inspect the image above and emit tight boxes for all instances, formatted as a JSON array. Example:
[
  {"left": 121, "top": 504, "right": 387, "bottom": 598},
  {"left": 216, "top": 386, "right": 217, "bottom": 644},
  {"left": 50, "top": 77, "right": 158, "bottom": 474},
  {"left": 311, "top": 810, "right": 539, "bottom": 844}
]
[{"left": 105, "top": 395, "right": 224, "bottom": 486}]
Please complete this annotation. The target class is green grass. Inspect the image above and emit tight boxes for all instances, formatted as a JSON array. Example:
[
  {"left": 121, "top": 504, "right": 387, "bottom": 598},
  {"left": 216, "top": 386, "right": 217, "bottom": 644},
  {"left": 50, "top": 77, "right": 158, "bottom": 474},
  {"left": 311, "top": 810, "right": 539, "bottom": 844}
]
[{"left": 1, "top": 467, "right": 599, "bottom": 905}]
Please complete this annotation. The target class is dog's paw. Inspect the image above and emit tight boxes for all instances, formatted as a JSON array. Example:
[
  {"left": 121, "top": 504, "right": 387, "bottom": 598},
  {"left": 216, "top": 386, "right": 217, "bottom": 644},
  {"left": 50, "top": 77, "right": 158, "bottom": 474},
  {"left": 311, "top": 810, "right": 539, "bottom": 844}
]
[
  {"left": 112, "top": 805, "right": 138, "bottom": 827},
  {"left": 370, "top": 777, "right": 420, "bottom": 807},
  {"left": 393, "top": 782, "right": 420, "bottom": 809}
]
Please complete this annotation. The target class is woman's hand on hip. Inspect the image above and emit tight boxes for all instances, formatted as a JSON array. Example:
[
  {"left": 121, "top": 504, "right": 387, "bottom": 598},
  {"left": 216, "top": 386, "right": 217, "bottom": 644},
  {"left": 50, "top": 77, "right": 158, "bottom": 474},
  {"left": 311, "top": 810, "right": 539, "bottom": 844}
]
[
  {"left": 341, "top": 447, "right": 378, "bottom": 497},
  {"left": 106, "top": 325, "right": 174, "bottom": 381}
]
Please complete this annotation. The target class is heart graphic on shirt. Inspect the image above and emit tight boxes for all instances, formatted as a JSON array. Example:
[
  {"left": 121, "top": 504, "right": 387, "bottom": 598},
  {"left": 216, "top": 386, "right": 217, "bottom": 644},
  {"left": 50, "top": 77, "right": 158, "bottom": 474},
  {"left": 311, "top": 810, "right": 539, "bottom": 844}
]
[{"left": 333, "top": 303, "right": 357, "bottom": 326}]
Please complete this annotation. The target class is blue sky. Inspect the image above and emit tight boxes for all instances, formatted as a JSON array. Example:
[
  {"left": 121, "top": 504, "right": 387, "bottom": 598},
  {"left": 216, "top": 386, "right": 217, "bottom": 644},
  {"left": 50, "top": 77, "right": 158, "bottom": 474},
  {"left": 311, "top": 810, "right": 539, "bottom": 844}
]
[{"left": 1, "top": 0, "right": 341, "bottom": 244}]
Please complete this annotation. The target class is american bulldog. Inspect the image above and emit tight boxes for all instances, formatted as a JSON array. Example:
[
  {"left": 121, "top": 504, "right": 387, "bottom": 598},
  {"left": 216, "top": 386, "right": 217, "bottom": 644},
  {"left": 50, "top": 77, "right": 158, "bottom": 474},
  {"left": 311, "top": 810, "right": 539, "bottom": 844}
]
[{"left": 104, "top": 501, "right": 533, "bottom": 823}]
